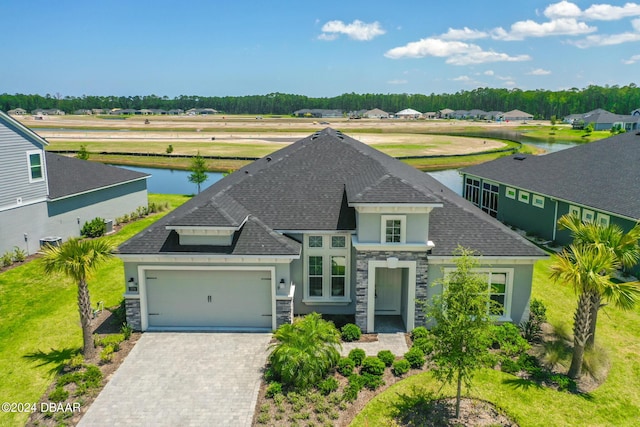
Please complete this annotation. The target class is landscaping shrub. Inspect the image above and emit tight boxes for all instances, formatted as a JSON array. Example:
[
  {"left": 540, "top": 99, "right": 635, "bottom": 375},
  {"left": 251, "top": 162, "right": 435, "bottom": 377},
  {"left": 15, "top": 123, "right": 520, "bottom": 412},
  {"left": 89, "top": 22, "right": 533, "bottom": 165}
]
[
  {"left": 361, "top": 356, "right": 385, "bottom": 376},
  {"left": 100, "top": 345, "right": 115, "bottom": 363},
  {"left": 521, "top": 298, "right": 548, "bottom": 342},
  {"left": 377, "top": 350, "right": 395, "bottom": 367},
  {"left": 81, "top": 217, "right": 106, "bottom": 238},
  {"left": 412, "top": 336, "right": 435, "bottom": 356},
  {"left": 268, "top": 313, "right": 341, "bottom": 389},
  {"left": 48, "top": 386, "right": 69, "bottom": 403},
  {"left": 265, "top": 382, "right": 283, "bottom": 398},
  {"left": 336, "top": 357, "right": 355, "bottom": 376},
  {"left": 392, "top": 359, "right": 411, "bottom": 376},
  {"left": 348, "top": 348, "right": 366, "bottom": 366},
  {"left": 68, "top": 354, "right": 84, "bottom": 370},
  {"left": 95, "top": 333, "right": 124, "bottom": 351},
  {"left": 411, "top": 326, "right": 430, "bottom": 341},
  {"left": 341, "top": 323, "right": 362, "bottom": 342},
  {"left": 500, "top": 357, "right": 520, "bottom": 374},
  {"left": 343, "top": 374, "right": 365, "bottom": 402},
  {"left": 404, "top": 347, "right": 426, "bottom": 369},
  {"left": 361, "top": 372, "right": 385, "bottom": 390},
  {"left": 2, "top": 252, "right": 13, "bottom": 267},
  {"left": 317, "top": 377, "right": 339, "bottom": 395},
  {"left": 121, "top": 323, "right": 133, "bottom": 340},
  {"left": 12, "top": 246, "right": 26, "bottom": 262},
  {"left": 550, "top": 373, "right": 577, "bottom": 392},
  {"left": 489, "top": 323, "right": 531, "bottom": 356}
]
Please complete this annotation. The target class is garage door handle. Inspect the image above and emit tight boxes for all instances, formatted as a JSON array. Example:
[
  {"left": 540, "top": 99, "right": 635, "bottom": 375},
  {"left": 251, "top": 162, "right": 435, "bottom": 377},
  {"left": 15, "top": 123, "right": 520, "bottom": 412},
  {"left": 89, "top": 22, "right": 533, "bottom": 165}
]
[
  {"left": 207, "top": 295, "right": 212, "bottom": 303},
  {"left": 149, "top": 313, "right": 160, "bottom": 315}
]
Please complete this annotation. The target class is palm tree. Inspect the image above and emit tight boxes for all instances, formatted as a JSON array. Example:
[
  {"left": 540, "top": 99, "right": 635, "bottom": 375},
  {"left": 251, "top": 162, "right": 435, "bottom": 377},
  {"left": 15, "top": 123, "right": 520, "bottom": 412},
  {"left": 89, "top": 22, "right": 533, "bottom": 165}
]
[
  {"left": 549, "top": 244, "right": 619, "bottom": 378},
  {"left": 268, "top": 312, "right": 341, "bottom": 389},
  {"left": 42, "top": 238, "right": 116, "bottom": 359},
  {"left": 558, "top": 214, "right": 640, "bottom": 348}
]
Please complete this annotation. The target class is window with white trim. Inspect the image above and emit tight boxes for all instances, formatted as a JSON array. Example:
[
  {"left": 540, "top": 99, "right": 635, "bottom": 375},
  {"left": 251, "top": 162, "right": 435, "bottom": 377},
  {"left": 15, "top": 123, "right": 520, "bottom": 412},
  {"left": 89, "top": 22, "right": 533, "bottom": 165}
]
[
  {"left": 505, "top": 187, "right": 516, "bottom": 199},
  {"left": 569, "top": 205, "right": 580, "bottom": 217},
  {"left": 304, "top": 234, "right": 350, "bottom": 301},
  {"left": 518, "top": 191, "right": 530, "bottom": 204},
  {"left": 381, "top": 215, "right": 406, "bottom": 244},
  {"left": 582, "top": 209, "right": 594, "bottom": 223},
  {"left": 27, "top": 150, "right": 44, "bottom": 182},
  {"left": 444, "top": 268, "right": 513, "bottom": 320},
  {"left": 465, "top": 177, "right": 481, "bottom": 206},
  {"left": 532, "top": 194, "right": 545, "bottom": 209},
  {"left": 596, "top": 213, "right": 610, "bottom": 227}
]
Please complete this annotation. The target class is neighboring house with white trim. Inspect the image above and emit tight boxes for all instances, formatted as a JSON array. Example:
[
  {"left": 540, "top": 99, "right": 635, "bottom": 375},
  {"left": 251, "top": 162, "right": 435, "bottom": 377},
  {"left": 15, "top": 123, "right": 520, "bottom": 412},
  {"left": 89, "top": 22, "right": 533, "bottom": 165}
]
[
  {"left": 461, "top": 131, "right": 640, "bottom": 271},
  {"left": 395, "top": 108, "right": 422, "bottom": 119},
  {"left": 0, "top": 111, "right": 149, "bottom": 255},
  {"left": 118, "top": 128, "right": 545, "bottom": 333}
]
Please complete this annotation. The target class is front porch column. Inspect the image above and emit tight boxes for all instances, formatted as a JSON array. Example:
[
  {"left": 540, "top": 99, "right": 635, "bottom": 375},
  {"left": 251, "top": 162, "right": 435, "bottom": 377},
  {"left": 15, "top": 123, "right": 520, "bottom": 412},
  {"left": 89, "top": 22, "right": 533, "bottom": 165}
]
[{"left": 355, "top": 254, "right": 369, "bottom": 332}]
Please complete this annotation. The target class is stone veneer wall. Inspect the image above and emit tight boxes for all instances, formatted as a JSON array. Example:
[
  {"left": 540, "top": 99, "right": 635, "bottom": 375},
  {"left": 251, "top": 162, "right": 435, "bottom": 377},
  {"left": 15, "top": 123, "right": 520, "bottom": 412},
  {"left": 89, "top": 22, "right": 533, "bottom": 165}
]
[
  {"left": 355, "top": 250, "right": 429, "bottom": 333},
  {"left": 276, "top": 298, "right": 294, "bottom": 328},
  {"left": 125, "top": 298, "right": 142, "bottom": 331}
]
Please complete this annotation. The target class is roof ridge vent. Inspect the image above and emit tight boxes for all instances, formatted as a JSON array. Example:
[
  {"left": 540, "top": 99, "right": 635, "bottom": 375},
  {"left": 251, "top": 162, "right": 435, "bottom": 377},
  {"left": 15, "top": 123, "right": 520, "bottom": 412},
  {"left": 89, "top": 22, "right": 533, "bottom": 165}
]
[{"left": 513, "top": 154, "right": 526, "bottom": 161}]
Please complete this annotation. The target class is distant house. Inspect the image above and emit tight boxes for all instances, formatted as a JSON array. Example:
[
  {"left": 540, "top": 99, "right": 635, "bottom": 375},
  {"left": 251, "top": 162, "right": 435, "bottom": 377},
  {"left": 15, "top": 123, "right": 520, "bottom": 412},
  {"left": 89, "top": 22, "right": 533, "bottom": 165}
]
[
  {"left": 92, "top": 109, "right": 105, "bottom": 115},
  {"left": 348, "top": 109, "right": 367, "bottom": 119},
  {"left": 632, "top": 108, "right": 640, "bottom": 116},
  {"left": 452, "top": 110, "right": 469, "bottom": 119},
  {"left": 395, "top": 108, "right": 422, "bottom": 119},
  {"left": 167, "top": 109, "right": 184, "bottom": 115},
  {"left": 500, "top": 110, "right": 533, "bottom": 121},
  {"left": 32, "top": 109, "right": 65, "bottom": 116},
  {"left": 461, "top": 131, "right": 640, "bottom": 264},
  {"left": 8, "top": 108, "right": 27, "bottom": 115},
  {"left": 576, "top": 109, "right": 639, "bottom": 131},
  {"left": 74, "top": 109, "right": 92, "bottom": 115},
  {"left": 363, "top": 108, "right": 389, "bottom": 119},
  {"left": 118, "top": 128, "right": 544, "bottom": 332},
  {"left": 0, "top": 111, "right": 149, "bottom": 255},
  {"left": 466, "top": 109, "right": 487, "bottom": 119},
  {"left": 423, "top": 112, "right": 436, "bottom": 119},
  {"left": 485, "top": 111, "right": 504, "bottom": 121},
  {"left": 438, "top": 108, "right": 454, "bottom": 119}
]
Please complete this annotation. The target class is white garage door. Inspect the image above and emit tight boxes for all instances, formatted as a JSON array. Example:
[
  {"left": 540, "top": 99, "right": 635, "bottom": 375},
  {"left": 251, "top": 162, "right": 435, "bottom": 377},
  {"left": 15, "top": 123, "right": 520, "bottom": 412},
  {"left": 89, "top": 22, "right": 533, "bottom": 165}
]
[{"left": 144, "top": 269, "right": 272, "bottom": 329}]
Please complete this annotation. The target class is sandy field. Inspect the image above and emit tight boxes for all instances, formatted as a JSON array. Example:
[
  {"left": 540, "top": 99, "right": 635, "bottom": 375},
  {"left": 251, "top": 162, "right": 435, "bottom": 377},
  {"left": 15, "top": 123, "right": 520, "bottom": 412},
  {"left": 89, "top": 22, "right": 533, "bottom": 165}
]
[{"left": 16, "top": 115, "right": 537, "bottom": 157}]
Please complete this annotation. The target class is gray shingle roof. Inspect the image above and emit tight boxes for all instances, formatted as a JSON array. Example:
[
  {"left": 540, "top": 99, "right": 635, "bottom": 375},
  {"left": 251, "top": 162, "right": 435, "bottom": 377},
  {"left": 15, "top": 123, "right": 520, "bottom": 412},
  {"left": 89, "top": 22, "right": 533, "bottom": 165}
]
[
  {"left": 45, "top": 152, "right": 149, "bottom": 199},
  {"left": 119, "top": 128, "right": 543, "bottom": 257},
  {"left": 462, "top": 131, "right": 640, "bottom": 219}
]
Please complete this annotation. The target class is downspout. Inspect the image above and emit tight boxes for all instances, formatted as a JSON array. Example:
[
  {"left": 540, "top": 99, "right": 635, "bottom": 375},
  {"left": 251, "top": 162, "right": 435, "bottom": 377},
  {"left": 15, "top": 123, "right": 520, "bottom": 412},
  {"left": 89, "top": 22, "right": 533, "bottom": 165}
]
[{"left": 552, "top": 199, "right": 558, "bottom": 241}]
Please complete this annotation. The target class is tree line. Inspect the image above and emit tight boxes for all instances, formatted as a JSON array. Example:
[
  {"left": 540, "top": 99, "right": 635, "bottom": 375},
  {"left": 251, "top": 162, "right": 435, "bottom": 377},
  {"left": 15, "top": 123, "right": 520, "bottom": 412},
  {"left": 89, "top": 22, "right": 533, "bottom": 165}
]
[{"left": 1, "top": 84, "right": 639, "bottom": 119}]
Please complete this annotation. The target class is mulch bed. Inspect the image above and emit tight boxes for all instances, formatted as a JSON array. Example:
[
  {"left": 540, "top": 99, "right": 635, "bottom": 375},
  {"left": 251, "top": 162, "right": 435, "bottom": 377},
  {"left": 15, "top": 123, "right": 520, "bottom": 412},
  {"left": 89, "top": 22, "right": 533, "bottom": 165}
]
[{"left": 26, "top": 309, "right": 141, "bottom": 427}]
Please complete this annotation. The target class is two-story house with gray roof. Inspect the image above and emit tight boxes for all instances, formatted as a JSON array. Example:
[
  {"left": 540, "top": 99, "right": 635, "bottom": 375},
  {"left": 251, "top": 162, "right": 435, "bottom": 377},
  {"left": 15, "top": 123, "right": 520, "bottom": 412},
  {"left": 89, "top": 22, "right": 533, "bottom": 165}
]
[
  {"left": 0, "top": 111, "right": 149, "bottom": 256},
  {"left": 118, "top": 128, "right": 545, "bottom": 333}
]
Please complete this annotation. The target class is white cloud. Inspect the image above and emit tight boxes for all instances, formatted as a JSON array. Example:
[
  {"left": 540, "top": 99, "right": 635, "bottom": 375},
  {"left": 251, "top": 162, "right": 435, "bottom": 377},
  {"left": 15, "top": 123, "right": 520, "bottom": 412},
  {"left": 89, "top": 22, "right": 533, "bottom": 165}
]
[
  {"left": 571, "top": 31, "right": 640, "bottom": 47},
  {"left": 622, "top": 54, "right": 640, "bottom": 64},
  {"left": 385, "top": 38, "right": 530, "bottom": 65},
  {"left": 583, "top": 3, "right": 640, "bottom": 20},
  {"left": 319, "top": 20, "right": 385, "bottom": 41},
  {"left": 492, "top": 18, "right": 596, "bottom": 40},
  {"left": 544, "top": 1, "right": 640, "bottom": 21},
  {"left": 388, "top": 79, "right": 408, "bottom": 84},
  {"left": 452, "top": 75, "right": 473, "bottom": 82},
  {"left": 440, "top": 27, "right": 488, "bottom": 40},
  {"left": 446, "top": 51, "right": 531, "bottom": 66},
  {"left": 484, "top": 70, "right": 495, "bottom": 76},
  {"left": 527, "top": 68, "right": 552, "bottom": 75},
  {"left": 544, "top": 1, "right": 582, "bottom": 19}
]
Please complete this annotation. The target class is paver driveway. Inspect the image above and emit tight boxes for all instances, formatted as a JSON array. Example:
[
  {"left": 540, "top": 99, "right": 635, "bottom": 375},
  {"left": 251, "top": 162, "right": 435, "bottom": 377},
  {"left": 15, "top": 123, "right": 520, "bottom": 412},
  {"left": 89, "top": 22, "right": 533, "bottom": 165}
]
[{"left": 78, "top": 332, "right": 271, "bottom": 427}]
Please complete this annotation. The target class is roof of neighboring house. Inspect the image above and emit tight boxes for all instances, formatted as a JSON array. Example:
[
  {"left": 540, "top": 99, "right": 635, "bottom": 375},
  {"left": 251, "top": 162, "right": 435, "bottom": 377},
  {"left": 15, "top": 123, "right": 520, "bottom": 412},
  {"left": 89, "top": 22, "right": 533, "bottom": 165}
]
[
  {"left": 120, "top": 128, "right": 543, "bottom": 258},
  {"left": 45, "top": 152, "right": 149, "bottom": 200},
  {"left": 462, "top": 131, "right": 640, "bottom": 220},
  {"left": 365, "top": 108, "right": 388, "bottom": 116},
  {"left": 582, "top": 110, "right": 638, "bottom": 125},
  {"left": 395, "top": 108, "right": 422, "bottom": 116},
  {"left": 501, "top": 109, "right": 533, "bottom": 119}
]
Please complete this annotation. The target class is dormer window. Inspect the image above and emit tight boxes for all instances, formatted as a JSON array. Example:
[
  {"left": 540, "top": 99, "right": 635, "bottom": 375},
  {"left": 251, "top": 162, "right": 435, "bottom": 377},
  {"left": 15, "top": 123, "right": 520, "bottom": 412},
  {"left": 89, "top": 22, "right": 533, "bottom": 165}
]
[{"left": 381, "top": 215, "right": 406, "bottom": 244}]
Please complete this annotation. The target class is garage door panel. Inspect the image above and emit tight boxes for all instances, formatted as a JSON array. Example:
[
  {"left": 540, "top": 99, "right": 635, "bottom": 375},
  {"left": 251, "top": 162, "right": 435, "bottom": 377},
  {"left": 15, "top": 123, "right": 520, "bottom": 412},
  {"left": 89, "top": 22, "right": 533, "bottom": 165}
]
[{"left": 145, "top": 270, "right": 272, "bottom": 329}]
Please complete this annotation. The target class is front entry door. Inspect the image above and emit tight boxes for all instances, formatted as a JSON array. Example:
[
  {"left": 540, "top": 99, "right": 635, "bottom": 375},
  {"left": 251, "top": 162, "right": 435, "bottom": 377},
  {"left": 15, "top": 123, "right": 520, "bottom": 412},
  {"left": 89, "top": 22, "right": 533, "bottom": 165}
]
[{"left": 375, "top": 268, "right": 402, "bottom": 315}]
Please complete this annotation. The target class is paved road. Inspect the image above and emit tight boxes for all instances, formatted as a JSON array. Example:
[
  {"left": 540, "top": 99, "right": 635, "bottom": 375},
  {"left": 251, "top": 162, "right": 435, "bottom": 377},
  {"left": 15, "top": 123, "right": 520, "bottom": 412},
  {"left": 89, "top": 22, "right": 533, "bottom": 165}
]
[{"left": 78, "top": 333, "right": 271, "bottom": 427}]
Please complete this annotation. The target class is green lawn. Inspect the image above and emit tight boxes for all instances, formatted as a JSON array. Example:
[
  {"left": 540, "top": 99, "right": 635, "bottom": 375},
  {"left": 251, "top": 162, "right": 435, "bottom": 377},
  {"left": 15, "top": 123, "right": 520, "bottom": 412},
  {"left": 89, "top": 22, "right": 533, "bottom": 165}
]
[
  {"left": 0, "top": 194, "right": 189, "bottom": 426},
  {"left": 352, "top": 258, "right": 640, "bottom": 427}
]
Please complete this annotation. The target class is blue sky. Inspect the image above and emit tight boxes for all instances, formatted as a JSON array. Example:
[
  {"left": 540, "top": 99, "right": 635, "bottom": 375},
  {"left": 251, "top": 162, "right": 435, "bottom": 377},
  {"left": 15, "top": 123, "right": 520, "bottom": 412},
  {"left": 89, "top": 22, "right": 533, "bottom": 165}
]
[{"left": 1, "top": 1, "right": 639, "bottom": 97}]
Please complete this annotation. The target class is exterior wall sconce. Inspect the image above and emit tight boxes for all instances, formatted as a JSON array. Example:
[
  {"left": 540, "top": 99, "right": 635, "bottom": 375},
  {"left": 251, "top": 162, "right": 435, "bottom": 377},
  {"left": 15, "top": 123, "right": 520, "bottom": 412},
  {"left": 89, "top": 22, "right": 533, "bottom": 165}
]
[
  {"left": 127, "top": 277, "right": 138, "bottom": 292},
  {"left": 386, "top": 257, "right": 399, "bottom": 269},
  {"left": 278, "top": 278, "right": 285, "bottom": 290}
]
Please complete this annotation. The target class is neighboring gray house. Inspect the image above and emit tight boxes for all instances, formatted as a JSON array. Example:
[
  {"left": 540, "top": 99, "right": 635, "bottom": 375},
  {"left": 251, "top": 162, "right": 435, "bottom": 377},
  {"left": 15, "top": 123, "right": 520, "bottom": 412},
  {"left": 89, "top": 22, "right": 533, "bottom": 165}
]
[
  {"left": 438, "top": 108, "right": 455, "bottom": 119},
  {"left": 364, "top": 108, "right": 389, "bottom": 119},
  {"left": 118, "top": 128, "right": 545, "bottom": 333},
  {"left": 461, "top": 131, "right": 640, "bottom": 264},
  {"left": 8, "top": 108, "right": 27, "bottom": 115},
  {"left": 577, "top": 109, "right": 638, "bottom": 131},
  {"left": 500, "top": 109, "right": 533, "bottom": 121},
  {"left": 0, "top": 111, "right": 149, "bottom": 255},
  {"left": 293, "top": 109, "right": 343, "bottom": 118}
]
